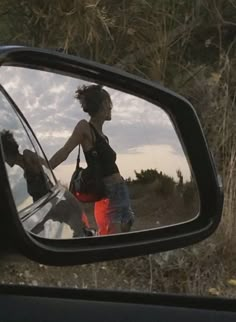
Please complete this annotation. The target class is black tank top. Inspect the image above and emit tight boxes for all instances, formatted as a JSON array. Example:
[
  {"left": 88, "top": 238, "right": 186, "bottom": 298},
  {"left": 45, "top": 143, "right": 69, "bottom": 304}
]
[
  {"left": 84, "top": 123, "right": 119, "bottom": 178},
  {"left": 23, "top": 157, "right": 52, "bottom": 201}
]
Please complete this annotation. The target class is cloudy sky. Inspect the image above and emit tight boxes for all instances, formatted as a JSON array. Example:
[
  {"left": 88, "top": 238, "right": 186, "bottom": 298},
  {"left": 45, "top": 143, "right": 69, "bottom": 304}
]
[{"left": 0, "top": 65, "right": 191, "bottom": 185}]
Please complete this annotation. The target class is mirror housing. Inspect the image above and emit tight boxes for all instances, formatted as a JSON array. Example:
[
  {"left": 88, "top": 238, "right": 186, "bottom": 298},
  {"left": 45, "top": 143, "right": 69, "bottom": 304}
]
[{"left": 0, "top": 46, "right": 223, "bottom": 265}]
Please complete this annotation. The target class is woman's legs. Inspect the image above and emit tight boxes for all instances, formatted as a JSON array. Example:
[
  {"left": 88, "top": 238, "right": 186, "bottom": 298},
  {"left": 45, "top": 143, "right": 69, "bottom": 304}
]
[
  {"left": 94, "top": 182, "right": 134, "bottom": 236},
  {"left": 121, "top": 219, "right": 133, "bottom": 232},
  {"left": 94, "top": 199, "right": 118, "bottom": 235}
]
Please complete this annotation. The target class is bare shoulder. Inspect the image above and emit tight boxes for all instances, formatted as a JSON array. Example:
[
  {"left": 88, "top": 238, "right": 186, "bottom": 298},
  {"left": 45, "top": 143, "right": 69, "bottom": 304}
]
[
  {"left": 23, "top": 149, "right": 35, "bottom": 158},
  {"left": 75, "top": 119, "right": 90, "bottom": 135},
  {"left": 74, "top": 119, "right": 94, "bottom": 147},
  {"left": 23, "top": 149, "right": 38, "bottom": 163}
]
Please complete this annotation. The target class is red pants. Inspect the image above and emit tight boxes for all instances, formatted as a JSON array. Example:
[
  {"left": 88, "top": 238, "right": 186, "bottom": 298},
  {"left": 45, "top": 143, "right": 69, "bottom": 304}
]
[{"left": 94, "top": 198, "right": 116, "bottom": 235}]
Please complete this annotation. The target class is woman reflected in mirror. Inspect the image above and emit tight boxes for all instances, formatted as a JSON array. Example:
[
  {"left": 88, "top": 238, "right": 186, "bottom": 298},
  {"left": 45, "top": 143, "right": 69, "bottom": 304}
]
[
  {"left": 49, "top": 84, "right": 134, "bottom": 235},
  {"left": 1, "top": 130, "right": 52, "bottom": 202}
]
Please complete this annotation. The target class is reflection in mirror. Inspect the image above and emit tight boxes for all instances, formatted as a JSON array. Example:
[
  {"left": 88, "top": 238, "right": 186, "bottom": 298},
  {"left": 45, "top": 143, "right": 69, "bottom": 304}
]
[
  {"left": 0, "top": 88, "right": 55, "bottom": 210},
  {"left": 0, "top": 66, "right": 199, "bottom": 239}
]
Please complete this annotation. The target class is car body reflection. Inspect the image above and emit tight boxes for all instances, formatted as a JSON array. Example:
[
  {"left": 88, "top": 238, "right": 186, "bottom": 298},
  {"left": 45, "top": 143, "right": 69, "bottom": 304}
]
[{"left": 20, "top": 186, "right": 94, "bottom": 239}]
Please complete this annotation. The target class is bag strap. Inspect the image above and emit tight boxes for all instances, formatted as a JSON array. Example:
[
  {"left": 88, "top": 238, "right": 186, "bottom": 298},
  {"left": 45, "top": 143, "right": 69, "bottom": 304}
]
[{"left": 76, "top": 144, "right": 81, "bottom": 169}]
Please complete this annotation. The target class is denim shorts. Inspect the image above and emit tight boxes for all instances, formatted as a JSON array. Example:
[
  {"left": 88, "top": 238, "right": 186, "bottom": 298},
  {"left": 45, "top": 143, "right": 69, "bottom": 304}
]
[
  {"left": 103, "top": 181, "right": 134, "bottom": 225},
  {"left": 94, "top": 180, "right": 134, "bottom": 226}
]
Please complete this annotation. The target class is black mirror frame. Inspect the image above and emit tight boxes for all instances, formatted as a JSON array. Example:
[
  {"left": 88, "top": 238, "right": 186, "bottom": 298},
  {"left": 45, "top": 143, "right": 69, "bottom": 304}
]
[{"left": 0, "top": 46, "right": 223, "bottom": 265}]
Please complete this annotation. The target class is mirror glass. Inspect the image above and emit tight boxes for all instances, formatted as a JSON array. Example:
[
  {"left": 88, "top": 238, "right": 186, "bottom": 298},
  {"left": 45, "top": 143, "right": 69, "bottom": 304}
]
[{"left": 0, "top": 66, "right": 199, "bottom": 239}]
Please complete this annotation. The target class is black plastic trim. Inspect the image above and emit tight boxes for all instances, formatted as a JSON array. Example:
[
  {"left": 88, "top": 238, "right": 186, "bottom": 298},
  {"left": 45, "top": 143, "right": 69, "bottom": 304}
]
[
  {"left": 0, "top": 285, "right": 236, "bottom": 313},
  {"left": 0, "top": 46, "right": 224, "bottom": 265}
]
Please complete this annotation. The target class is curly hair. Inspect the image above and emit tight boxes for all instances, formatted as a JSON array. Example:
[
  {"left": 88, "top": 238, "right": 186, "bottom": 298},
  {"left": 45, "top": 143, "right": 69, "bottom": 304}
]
[
  {"left": 75, "top": 84, "right": 111, "bottom": 116},
  {"left": 0, "top": 130, "right": 19, "bottom": 158}
]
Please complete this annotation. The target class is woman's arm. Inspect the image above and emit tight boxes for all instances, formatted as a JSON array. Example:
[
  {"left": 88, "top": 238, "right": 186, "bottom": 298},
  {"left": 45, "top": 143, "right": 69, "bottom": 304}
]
[{"left": 49, "top": 120, "right": 89, "bottom": 170}]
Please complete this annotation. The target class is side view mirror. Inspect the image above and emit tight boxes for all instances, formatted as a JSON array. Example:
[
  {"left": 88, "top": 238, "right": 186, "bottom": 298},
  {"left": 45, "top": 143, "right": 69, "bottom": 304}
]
[{"left": 0, "top": 46, "right": 223, "bottom": 265}]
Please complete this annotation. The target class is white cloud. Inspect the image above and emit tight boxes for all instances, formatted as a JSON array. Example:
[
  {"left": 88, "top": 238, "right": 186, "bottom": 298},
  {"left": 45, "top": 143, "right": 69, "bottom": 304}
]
[{"left": 0, "top": 65, "right": 192, "bottom": 183}]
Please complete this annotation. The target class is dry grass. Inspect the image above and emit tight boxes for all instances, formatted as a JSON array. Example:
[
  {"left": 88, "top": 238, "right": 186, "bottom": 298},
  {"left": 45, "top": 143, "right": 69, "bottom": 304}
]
[
  {"left": 179, "top": 48, "right": 236, "bottom": 247},
  {"left": 1, "top": 237, "right": 236, "bottom": 298}
]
